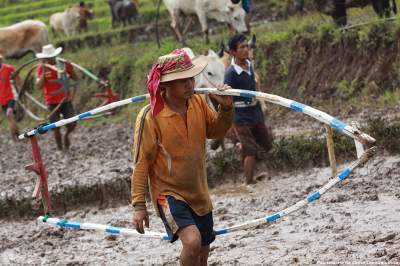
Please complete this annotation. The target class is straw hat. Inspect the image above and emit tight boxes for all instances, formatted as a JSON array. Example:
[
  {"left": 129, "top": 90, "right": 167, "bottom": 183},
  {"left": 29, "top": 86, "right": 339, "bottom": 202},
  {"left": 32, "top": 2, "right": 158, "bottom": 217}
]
[
  {"left": 158, "top": 52, "right": 208, "bottom": 83},
  {"left": 36, "top": 44, "right": 63, "bottom": 59}
]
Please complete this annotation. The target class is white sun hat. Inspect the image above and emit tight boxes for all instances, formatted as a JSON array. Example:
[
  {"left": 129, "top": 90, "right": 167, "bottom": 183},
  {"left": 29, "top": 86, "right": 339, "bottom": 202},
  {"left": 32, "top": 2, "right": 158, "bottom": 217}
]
[{"left": 36, "top": 44, "right": 63, "bottom": 59}]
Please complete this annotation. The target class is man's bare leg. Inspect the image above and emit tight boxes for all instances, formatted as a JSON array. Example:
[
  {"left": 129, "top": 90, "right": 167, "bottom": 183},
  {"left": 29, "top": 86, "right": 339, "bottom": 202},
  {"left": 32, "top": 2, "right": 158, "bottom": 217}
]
[
  {"left": 198, "top": 245, "right": 210, "bottom": 266},
  {"left": 6, "top": 108, "right": 19, "bottom": 142},
  {"left": 64, "top": 122, "right": 76, "bottom": 150},
  {"left": 177, "top": 225, "right": 202, "bottom": 266},
  {"left": 244, "top": 155, "right": 256, "bottom": 184},
  {"left": 53, "top": 128, "right": 63, "bottom": 150}
]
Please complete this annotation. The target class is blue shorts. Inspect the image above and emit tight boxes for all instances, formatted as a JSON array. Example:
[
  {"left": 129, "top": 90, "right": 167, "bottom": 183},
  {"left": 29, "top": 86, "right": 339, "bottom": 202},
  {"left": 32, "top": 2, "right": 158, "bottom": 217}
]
[
  {"left": 1, "top": 100, "right": 16, "bottom": 113},
  {"left": 158, "top": 195, "right": 215, "bottom": 246}
]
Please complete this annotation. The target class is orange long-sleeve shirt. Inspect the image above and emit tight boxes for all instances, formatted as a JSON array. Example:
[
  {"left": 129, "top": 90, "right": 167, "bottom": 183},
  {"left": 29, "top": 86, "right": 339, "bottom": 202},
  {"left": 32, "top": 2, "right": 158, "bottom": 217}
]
[{"left": 131, "top": 94, "right": 233, "bottom": 216}]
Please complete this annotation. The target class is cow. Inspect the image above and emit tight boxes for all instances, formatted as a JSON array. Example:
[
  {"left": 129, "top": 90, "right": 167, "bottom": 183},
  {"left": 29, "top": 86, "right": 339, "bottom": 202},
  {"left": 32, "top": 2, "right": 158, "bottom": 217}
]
[
  {"left": 162, "top": 0, "right": 248, "bottom": 44},
  {"left": 313, "top": 0, "right": 397, "bottom": 26},
  {"left": 0, "top": 20, "right": 49, "bottom": 59},
  {"left": 107, "top": 0, "right": 139, "bottom": 28},
  {"left": 50, "top": 7, "right": 81, "bottom": 36}
]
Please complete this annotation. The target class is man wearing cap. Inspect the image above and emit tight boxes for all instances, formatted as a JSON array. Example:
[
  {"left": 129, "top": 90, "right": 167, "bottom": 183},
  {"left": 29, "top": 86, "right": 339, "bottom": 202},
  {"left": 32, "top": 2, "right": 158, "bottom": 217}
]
[
  {"left": 36, "top": 44, "right": 79, "bottom": 150},
  {"left": 132, "top": 48, "right": 233, "bottom": 265},
  {"left": 224, "top": 34, "right": 273, "bottom": 185},
  {"left": 0, "top": 53, "right": 20, "bottom": 141}
]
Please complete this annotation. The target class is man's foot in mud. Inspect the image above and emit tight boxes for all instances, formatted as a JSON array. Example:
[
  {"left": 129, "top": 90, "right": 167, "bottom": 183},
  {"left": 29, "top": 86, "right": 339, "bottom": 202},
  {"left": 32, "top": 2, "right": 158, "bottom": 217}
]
[
  {"left": 64, "top": 134, "right": 71, "bottom": 150},
  {"left": 56, "top": 140, "right": 63, "bottom": 151},
  {"left": 235, "top": 142, "right": 242, "bottom": 155},
  {"left": 10, "top": 128, "right": 19, "bottom": 143},
  {"left": 245, "top": 179, "right": 257, "bottom": 185},
  {"left": 210, "top": 139, "right": 222, "bottom": 150},
  {"left": 255, "top": 172, "right": 269, "bottom": 181}
]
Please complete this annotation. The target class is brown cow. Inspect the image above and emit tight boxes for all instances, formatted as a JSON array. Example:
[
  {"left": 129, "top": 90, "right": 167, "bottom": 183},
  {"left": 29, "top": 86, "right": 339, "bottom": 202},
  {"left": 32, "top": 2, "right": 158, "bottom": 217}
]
[{"left": 0, "top": 20, "right": 49, "bottom": 59}]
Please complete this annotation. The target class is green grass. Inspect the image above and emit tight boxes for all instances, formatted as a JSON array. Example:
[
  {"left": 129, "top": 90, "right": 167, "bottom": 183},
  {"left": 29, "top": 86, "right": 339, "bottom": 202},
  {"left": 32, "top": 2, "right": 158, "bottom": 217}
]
[{"left": 2, "top": 0, "right": 400, "bottom": 130}]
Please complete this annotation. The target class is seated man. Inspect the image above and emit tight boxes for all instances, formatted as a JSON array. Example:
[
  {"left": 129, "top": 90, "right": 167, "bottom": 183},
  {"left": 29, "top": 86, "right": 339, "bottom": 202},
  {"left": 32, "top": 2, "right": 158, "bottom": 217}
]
[{"left": 224, "top": 34, "right": 273, "bottom": 185}]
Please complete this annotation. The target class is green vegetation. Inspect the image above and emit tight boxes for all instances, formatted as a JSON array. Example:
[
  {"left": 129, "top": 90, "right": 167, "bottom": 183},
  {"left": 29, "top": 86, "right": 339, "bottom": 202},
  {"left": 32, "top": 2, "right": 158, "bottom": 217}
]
[{"left": 1, "top": 0, "right": 399, "bottom": 162}]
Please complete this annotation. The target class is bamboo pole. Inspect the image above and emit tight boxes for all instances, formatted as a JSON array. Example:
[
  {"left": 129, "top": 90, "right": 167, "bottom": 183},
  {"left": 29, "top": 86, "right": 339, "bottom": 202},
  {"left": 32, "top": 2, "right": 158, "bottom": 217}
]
[{"left": 324, "top": 125, "right": 337, "bottom": 178}]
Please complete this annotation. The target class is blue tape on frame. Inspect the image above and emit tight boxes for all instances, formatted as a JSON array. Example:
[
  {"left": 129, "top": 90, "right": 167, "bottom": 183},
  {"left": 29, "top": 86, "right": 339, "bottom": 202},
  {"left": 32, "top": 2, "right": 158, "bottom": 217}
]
[
  {"left": 42, "top": 123, "right": 56, "bottom": 132},
  {"left": 338, "top": 168, "right": 351, "bottom": 181},
  {"left": 79, "top": 112, "right": 91, "bottom": 119},
  {"left": 215, "top": 228, "right": 228, "bottom": 235},
  {"left": 131, "top": 95, "right": 147, "bottom": 103},
  {"left": 330, "top": 118, "right": 347, "bottom": 131},
  {"left": 307, "top": 191, "right": 321, "bottom": 202},
  {"left": 290, "top": 102, "right": 306, "bottom": 113},
  {"left": 265, "top": 213, "right": 281, "bottom": 222},
  {"left": 239, "top": 91, "right": 256, "bottom": 98},
  {"left": 162, "top": 235, "right": 171, "bottom": 241},
  {"left": 66, "top": 222, "right": 81, "bottom": 229},
  {"left": 105, "top": 226, "right": 121, "bottom": 234},
  {"left": 57, "top": 219, "right": 68, "bottom": 227}
]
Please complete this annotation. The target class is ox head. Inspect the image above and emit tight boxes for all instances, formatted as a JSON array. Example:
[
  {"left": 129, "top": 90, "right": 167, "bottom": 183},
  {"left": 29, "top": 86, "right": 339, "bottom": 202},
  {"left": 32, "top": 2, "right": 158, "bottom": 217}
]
[
  {"left": 181, "top": 47, "right": 226, "bottom": 88},
  {"left": 208, "top": 1, "right": 247, "bottom": 34},
  {"left": 227, "top": 3, "right": 248, "bottom": 33},
  {"left": 195, "top": 49, "right": 226, "bottom": 89}
]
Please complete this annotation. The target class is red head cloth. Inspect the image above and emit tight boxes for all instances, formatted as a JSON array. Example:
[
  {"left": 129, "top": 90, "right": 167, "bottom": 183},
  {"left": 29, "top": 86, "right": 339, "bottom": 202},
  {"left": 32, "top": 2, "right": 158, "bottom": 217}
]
[{"left": 146, "top": 48, "right": 194, "bottom": 117}]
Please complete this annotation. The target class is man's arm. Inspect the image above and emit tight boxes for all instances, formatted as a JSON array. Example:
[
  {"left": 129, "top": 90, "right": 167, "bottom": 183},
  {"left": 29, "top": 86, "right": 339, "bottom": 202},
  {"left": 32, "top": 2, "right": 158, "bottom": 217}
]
[
  {"left": 68, "top": 63, "right": 79, "bottom": 82},
  {"left": 36, "top": 64, "right": 45, "bottom": 90},
  {"left": 14, "top": 74, "right": 22, "bottom": 89},
  {"left": 131, "top": 107, "right": 157, "bottom": 233},
  {"left": 204, "top": 85, "right": 233, "bottom": 139}
]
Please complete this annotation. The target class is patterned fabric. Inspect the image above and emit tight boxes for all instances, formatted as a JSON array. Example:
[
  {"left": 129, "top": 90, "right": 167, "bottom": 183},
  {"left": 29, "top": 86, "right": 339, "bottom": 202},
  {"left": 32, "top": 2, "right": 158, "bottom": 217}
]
[{"left": 146, "top": 49, "right": 194, "bottom": 117}]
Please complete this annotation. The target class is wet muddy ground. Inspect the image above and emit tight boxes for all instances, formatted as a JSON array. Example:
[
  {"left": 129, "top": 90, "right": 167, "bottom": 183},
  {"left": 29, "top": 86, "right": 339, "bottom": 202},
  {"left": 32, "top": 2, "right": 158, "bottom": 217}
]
[
  {"left": 0, "top": 157, "right": 400, "bottom": 265},
  {"left": 1, "top": 149, "right": 399, "bottom": 264},
  {"left": 1, "top": 106, "right": 399, "bottom": 265}
]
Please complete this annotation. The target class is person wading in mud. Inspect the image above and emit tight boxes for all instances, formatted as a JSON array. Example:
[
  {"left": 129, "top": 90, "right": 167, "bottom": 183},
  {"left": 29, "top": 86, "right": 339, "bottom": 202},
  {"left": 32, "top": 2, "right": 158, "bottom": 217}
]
[
  {"left": 36, "top": 44, "right": 79, "bottom": 151},
  {"left": 132, "top": 49, "right": 233, "bottom": 266},
  {"left": 224, "top": 34, "right": 273, "bottom": 185},
  {"left": 0, "top": 53, "right": 21, "bottom": 142}
]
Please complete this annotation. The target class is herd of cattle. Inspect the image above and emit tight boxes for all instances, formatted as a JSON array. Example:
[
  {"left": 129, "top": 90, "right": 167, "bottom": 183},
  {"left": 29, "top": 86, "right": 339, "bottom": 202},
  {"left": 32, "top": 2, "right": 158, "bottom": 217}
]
[{"left": 0, "top": 0, "right": 398, "bottom": 59}]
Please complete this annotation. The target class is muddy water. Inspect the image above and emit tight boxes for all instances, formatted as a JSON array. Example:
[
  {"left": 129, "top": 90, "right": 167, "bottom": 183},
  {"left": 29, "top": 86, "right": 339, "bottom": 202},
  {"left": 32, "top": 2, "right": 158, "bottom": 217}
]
[{"left": 1, "top": 154, "right": 399, "bottom": 265}]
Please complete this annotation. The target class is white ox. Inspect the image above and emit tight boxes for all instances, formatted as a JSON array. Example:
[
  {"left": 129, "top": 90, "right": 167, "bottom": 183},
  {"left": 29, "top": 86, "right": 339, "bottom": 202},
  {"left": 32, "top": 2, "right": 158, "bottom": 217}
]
[
  {"left": 50, "top": 7, "right": 81, "bottom": 36},
  {"left": 0, "top": 20, "right": 49, "bottom": 59},
  {"left": 182, "top": 47, "right": 225, "bottom": 90},
  {"left": 163, "top": 0, "right": 248, "bottom": 43}
]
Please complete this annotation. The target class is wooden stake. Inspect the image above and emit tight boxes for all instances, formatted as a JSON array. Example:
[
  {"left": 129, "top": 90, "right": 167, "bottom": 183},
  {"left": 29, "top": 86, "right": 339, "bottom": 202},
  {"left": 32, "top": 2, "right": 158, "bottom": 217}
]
[{"left": 324, "top": 125, "right": 337, "bottom": 178}]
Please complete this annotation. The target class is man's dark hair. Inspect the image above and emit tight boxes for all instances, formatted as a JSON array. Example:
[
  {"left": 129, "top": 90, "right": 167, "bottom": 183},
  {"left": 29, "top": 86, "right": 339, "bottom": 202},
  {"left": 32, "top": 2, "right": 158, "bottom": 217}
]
[
  {"left": 228, "top": 34, "right": 247, "bottom": 51},
  {"left": 80, "top": 1, "right": 85, "bottom": 6}
]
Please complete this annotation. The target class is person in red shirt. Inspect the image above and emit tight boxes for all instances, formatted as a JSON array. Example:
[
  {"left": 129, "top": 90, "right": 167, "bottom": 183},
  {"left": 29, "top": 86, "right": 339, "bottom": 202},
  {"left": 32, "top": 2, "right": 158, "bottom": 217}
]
[
  {"left": 36, "top": 44, "right": 79, "bottom": 151},
  {"left": 0, "top": 53, "right": 21, "bottom": 142},
  {"left": 78, "top": 1, "right": 93, "bottom": 33}
]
